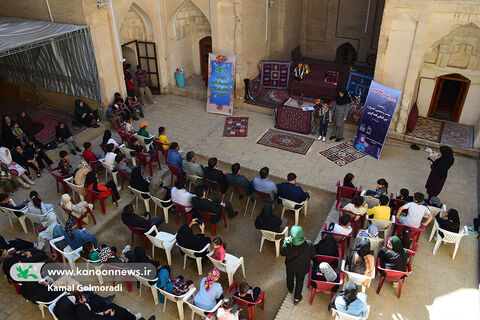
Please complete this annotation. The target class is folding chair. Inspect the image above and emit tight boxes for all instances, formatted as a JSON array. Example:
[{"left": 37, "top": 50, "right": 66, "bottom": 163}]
[
  {"left": 250, "top": 190, "right": 274, "bottom": 218},
  {"left": 228, "top": 184, "right": 251, "bottom": 216},
  {"left": 204, "top": 178, "right": 226, "bottom": 201}
]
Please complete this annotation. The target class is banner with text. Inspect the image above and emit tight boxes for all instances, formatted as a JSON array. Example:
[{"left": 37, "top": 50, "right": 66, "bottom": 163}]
[
  {"left": 207, "top": 53, "right": 236, "bottom": 115},
  {"left": 353, "top": 81, "right": 402, "bottom": 159}
]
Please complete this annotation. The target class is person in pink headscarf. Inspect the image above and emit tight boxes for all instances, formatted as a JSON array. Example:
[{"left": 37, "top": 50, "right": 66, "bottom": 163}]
[{"left": 194, "top": 269, "right": 223, "bottom": 310}]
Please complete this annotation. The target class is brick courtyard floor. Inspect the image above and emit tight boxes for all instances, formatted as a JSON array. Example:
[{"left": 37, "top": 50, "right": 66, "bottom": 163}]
[{"left": 0, "top": 94, "right": 478, "bottom": 319}]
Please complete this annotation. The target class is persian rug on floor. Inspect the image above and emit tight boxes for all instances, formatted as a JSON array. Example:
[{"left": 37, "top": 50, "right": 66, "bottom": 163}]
[
  {"left": 408, "top": 116, "right": 444, "bottom": 143},
  {"left": 256, "top": 129, "right": 315, "bottom": 155},
  {"left": 223, "top": 117, "right": 249, "bottom": 137},
  {"left": 261, "top": 61, "right": 291, "bottom": 89},
  {"left": 319, "top": 140, "right": 366, "bottom": 167},
  {"left": 440, "top": 121, "right": 473, "bottom": 148}
]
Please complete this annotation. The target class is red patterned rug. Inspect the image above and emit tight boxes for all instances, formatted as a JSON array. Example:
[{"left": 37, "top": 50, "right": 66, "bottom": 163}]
[
  {"left": 440, "top": 121, "right": 473, "bottom": 148},
  {"left": 319, "top": 140, "right": 366, "bottom": 167},
  {"left": 257, "top": 129, "right": 315, "bottom": 155},
  {"left": 223, "top": 117, "right": 249, "bottom": 137}
]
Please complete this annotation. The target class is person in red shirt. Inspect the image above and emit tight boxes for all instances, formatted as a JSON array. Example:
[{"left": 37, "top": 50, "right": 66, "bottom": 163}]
[
  {"left": 82, "top": 142, "right": 103, "bottom": 171},
  {"left": 124, "top": 63, "right": 135, "bottom": 97},
  {"left": 84, "top": 170, "right": 120, "bottom": 201}
]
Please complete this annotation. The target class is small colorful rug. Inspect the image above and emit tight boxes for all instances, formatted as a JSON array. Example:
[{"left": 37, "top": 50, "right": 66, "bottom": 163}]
[
  {"left": 440, "top": 121, "right": 473, "bottom": 148},
  {"left": 261, "top": 61, "right": 291, "bottom": 89},
  {"left": 409, "top": 117, "right": 444, "bottom": 143},
  {"left": 257, "top": 129, "right": 315, "bottom": 155},
  {"left": 223, "top": 117, "right": 249, "bottom": 137},
  {"left": 319, "top": 140, "right": 366, "bottom": 167}
]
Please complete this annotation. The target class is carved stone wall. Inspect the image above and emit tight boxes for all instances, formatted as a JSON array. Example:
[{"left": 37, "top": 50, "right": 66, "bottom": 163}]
[
  {"left": 119, "top": 6, "right": 147, "bottom": 44},
  {"left": 175, "top": 1, "right": 210, "bottom": 40}
]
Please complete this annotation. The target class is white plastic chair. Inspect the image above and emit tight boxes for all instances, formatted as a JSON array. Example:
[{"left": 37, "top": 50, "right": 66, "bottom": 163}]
[
  {"left": 25, "top": 208, "right": 51, "bottom": 232},
  {"left": 36, "top": 291, "right": 67, "bottom": 319},
  {"left": 279, "top": 197, "right": 308, "bottom": 226},
  {"left": 364, "top": 196, "right": 379, "bottom": 208},
  {"left": 332, "top": 305, "right": 371, "bottom": 319},
  {"left": 64, "top": 176, "right": 86, "bottom": 202},
  {"left": 340, "top": 260, "right": 375, "bottom": 292},
  {"left": 49, "top": 236, "right": 83, "bottom": 270},
  {"left": 185, "top": 291, "right": 223, "bottom": 320},
  {"left": 144, "top": 226, "right": 176, "bottom": 265},
  {"left": 259, "top": 226, "right": 289, "bottom": 257},
  {"left": 135, "top": 274, "right": 159, "bottom": 305},
  {"left": 354, "top": 232, "right": 384, "bottom": 259},
  {"left": 134, "top": 133, "right": 155, "bottom": 151},
  {"left": 155, "top": 285, "right": 195, "bottom": 320},
  {"left": 427, "top": 204, "right": 447, "bottom": 218},
  {"left": 366, "top": 216, "right": 395, "bottom": 241},
  {"left": 185, "top": 173, "right": 203, "bottom": 192},
  {"left": 82, "top": 257, "right": 104, "bottom": 284},
  {"left": 99, "top": 159, "right": 120, "bottom": 191},
  {"left": 177, "top": 242, "right": 210, "bottom": 275},
  {"left": 128, "top": 186, "right": 151, "bottom": 212},
  {"left": 151, "top": 195, "right": 174, "bottom": 223},
  {"left": 119, "top": 145, "right": 137, "bottom": 166},
  {"left": 48, "top": 295, "right": 75, "bottom": 320},
  {"left": 429, "top": 219, "right": 468, "bottom": 259},
  {"left": 207, "top": 252, "right": 246, "bottom": 285},
  {"left": 0, "top": 205, "right": 29, "bottom": 233}
]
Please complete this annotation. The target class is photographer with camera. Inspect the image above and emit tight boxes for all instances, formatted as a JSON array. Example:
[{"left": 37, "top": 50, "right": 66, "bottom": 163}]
[{"left": 176, "top": 218, "right": 211, "bottom": 258}]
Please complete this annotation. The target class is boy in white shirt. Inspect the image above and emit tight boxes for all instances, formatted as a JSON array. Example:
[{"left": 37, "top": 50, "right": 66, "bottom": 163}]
[
  {"left": 104, "top": 143, "right": 117, "bottom": 167},
  {"left": 216, "top": 296, "right": 240, "bottom": 320},
  {"left": 396, "top": 192, "right": 432, "bottom": 228},
  {"left": 333, "top": 214, "right": 353, "bottom": 236}
]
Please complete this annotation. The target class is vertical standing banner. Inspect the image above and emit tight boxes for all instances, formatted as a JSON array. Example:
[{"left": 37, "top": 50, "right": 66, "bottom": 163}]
[
  {"left": 207, "top": 53, "right": 236, "bottom": 115},
  {"left": 353, "top": 81, "right": 402, "bottom": 159}
]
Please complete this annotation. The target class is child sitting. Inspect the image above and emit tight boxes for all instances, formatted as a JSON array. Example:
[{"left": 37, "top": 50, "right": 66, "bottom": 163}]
[
  {"left": 343, "top": 196, "right": 368, "bottom": 220},
  {"left": 397, "top": 188, "right": 413, "bottom": 202},
  {"left": 367, "top": 195, "right": 391, "bottom": 221},
  {"left": 58, "top": 150, "right": 74, "bottom": 176},
  {"left": 11, "top": 121, "right": 28, "bottom": 145},
  {"left": 211, "top": 237, "right": 226, "bottom": 262},
  {"left": 216, "top": 296, "right": 243, "bottom": 320},
  {"left": 396, "top": 192, "right": 432, "bottom": 228},
  {"left": 157, "top": 126, "right": 170, "bottom": 151},
  {"left": 124, "top": 116, "right": 135, "bottom": 134},
  {"left": 364, "top": 178, "right": 388, "bottom": 198},
  {"left": 332, "top": 214, "right": 352, "bottom": 236},
  {"left": 234, "top": 282, "right": 262, "bottom": 303}
]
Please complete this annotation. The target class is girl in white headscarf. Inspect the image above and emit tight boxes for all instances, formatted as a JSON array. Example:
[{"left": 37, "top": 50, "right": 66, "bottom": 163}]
[
  {"left": 0, "top": 147, "right": 34, "bottom": 186},
  {"left": 37, "top": 210, "right": 61, "bottom": 250},
  {"left": 60, "top": 193, "right": 93, "bottom": 224}
]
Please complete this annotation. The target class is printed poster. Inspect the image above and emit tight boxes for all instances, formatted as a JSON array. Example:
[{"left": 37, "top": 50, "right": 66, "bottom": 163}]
[
  {"left": 207, "top": 53, "right": 236, "bottom": 115},
  {"left": 353, "top": 81, "right": 402, "bottom": 159}
]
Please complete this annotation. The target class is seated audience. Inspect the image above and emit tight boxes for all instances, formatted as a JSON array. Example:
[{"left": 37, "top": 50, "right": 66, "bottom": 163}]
[
  {"left": 19, "top": 281, "right": 64, "bottom": 304},
  {"left": 124, "top": 116, "right": 135, "bottom": 134},
  {"left": 149, "top": 171, "right": 171, "bottom": 202},
  {"left": 254, "top": 203, "right": 288, "bottom": 233},
  {"left": 0, "top": 146, "right": 35, "bottom": 186},
  {"left": 25, "top": 137, "right": 53, "bottom": 170},
  {"left": 121, "top": 204, "right": 163, "bottom": 229},
  {"left": 234, "top": 281, "right": 262, "bottom": 302},
  {"left": 55, "top": 121, "right": 81, "bottom": 155},
  {"left": 400, "top": 227, "right": 412, "bottom": 249},
  {"left": 332, "top": 214, "right": 352, "bottom": 236},
  {"left": 216, "top": 296, "right": 240, "bottom": 320},
  {"left": 210, "top": 237, "right": 226, "bottom": 262},
  {"left": 182, "top": 151, "right": 204, "bottom": 177},
  {"left": 102, "top": 130, "right": 120, "bottom": 148},
  {"left": 73, "top": 160, "right": 91, "bottom": 191},
  {"left": 82, "top": 142, "right": 102, "bottom": 168},
  {"left": 12, "top": 145, "right": 40, "bottom": 177},
  {"left": 37, "top": 210, "right": 62, "bottom": 250},
  {"left": 396, "top": 192, "right": 432, "bottom": 228},
  {"left": 329, "top": 282, "right": 368, "bottom": 317},
  {"left": 2, "top": 245, "right": 48, "bottom": 280},
  {"left": 106, "top": 103, "right": 122, "bottom": 129},
  {"left": 252, "top": 167, "right": 277, "bottom": 200},
  {"left": 166, "top": 142, "right": 184, "bottom": 173},
  {"left": 60, "top": 193, "right": 93, "bottom": 224},
  {"left": 192, "top": 185, "right": 237, "bottom": 220},
  {"left": 74, "top": 99, "right": 100, "bottom": 128},
  {"left": 84, "top": 170, "right": 120, "bottom": 201},
  {"left": 171, "top": 179, "right": 195, "bottom": 211},
  {"left": 310, "top": 261, "right": 339, "bottom": 286},
  {"left": 62, "top": 216, "right": 98, "bottom": 250},
  {"left": 314, "top": 231, "right": 338, "bottom": 256},
  {"left": 345, "top": 239, "right": 374, "bottom": 286},
  {"left": 194, "top": 269, "right": 223, "bottom": 310},
  {"left": 343, "top": 173, "right": 356, "bottom": 189},
  {"left": 397, "top": 188, "right": 413, "bottom": 202},
  {"left": 176, "top": 218, "right": 211, "bottom": 254},
  {"left": 128, "top": 136, "right": 141, "bottom": 152},
  {"left": 126, "top": 93, "right": 144, "bottom": 118},
  {"left": 378, "top": 236, "right": 407, "bottom": 273},
  {"left": 157, "top": 126, "right": 170, "bottom": 150},
  {"left": 343, "top": 196, "right": 368, "bottom": 220},
  {"left": 0, "top": 193, "right": 29, "bottom": 217},
  {"left": 365, "top": 178, "right": 388, "bottom": 198},
  {"left": 115, "top": 154, "right": 132, "bottom": 174},
  {"left": 2, "top": 115, "right": 21, "bottom": 148},
  {"left": 11, "top": 121, "right": 28, "bottom": 145},
  {"left": 0, "top": 162, "right": 24, "bottom": 192},
  {"left": 367, "top": 195, "right": 391, "bottom": 221},
  {"left": 277, "top": 173, "right": 309, "bottom": 203},
  {"left": 138, "top": 122, "right": 153, "bottom": 145},
  {"left": 204, "top": 157, "right": 227, "bottom": 193},
  {"left": 58, "top": 150, "right": 74, "bottom": 176},
  {"left": 226, "top": 163, "right": 253, "bottom": 194},
  {"left": 28, "top": 191, "right": 54, "bottom": 215},
  {"left": 17, "top": 111, "right": 44, "bottom": 137},
  {"left": 130, "top": 166, "right": 150, "bottom": 196},
  {"left": 156, "top": 265, "right": 194, "bottom": 300},
  {"left": 0, "top": 234, "right": 40, "bottom": 252},
  {"left": 436, "top": 208, "right": 460, "bottom": 236}
]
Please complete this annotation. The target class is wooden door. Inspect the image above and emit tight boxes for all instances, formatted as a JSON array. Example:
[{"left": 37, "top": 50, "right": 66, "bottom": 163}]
[
  {"left": 428, "top": 74, "right": 470, "bottom": 122},
  {"left": 136, "top": 41, "right": 161, "bottom": 94},
  {"left": 199, "top": 36, "right": 212, "bottom": 76}
]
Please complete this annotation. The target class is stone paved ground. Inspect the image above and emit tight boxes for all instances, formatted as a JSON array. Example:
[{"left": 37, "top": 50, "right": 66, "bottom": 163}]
[{"left": 0, "top": 94, "right": 478, "bottom": 319}]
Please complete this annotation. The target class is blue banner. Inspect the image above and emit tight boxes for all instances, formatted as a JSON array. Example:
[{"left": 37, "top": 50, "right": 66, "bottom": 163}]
[
  {"left": 353, "top": 81, "right": 402, "bottom": 159},
  {"left": 208, "top": 61, "right": 234, "bottom": 107}
]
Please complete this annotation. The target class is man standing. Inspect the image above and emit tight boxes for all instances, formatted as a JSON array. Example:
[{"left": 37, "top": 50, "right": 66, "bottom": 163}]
[
  {"left": 135, "top": 64, "right": 154, "bottom": 105},
  {"left": 124, "top": 64, "right": 135, "bottom": 97}
]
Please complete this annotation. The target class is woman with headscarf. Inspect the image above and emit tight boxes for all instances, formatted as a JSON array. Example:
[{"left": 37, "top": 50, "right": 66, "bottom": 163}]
[
  {"left": 132, "top": 246, "right": 160, "bottom": 270},
  {"left": 378, "top": 236, "right": 407, "bottom": 273},
  {"left": 1, "top": 115, "right": 20, "bottom": 148},
  {"left": 84, "top": 170, "right": 120, "bottom": 202},
  {"left": 254, "top": 203, "right": 288, "bottom": 233},
  {"left": 149, "top": 170, "right": 171, "bottom": 202},
  {"left": 0, "top": 162, "right": 24, "bottom": 192},
  {"left": 102, "top": 129, "right": 120, "bottom": 147},
  {"left": 17, "top": 111, "right": 44, "bottom": 136},
  {"left": 28, "top": 191, "right": 54, "bottom": 215},
  {"left": 73, "top": 160, "right": 91, "bottom": 197},
  {"left": 61, "top": 193, "right": 93, "bottom": 224},
  {"left": 194, "top": 269, "right": 223, "bottom": 310},
  {"left": 0, "top": 147, "right": 35, "bottom": 186},
  {"left": 345, "top": 238, "right": 374, "bottom": 286},
  {"left": 74, "top": 99, "right": 100, "bottom": 128},
  {"left": 425, "top": 146, "right": 454, "bottom": 199},
  {"left": 280, "top": 225, "right": 315, "bottom": 304},
  {"left": 37, "top": 210, "right": 62, "bottom": 250},
  {"left": 314, "top": 231, "right": 338, "bottom": 257},
  {"left": 71, "top": 294, "right": 145, "bottom": 320},
  {"left": 62, "top": 216, "right": 98, "bottom": 250},
  {"left": 130, "top": 167, "right": 150, "bottom": 197},
  {"left": 329, "top": 281, "right": 368, "bottom": 317},
  {"left": 329, "top": 87, "right": 352, "bottom": 142},
  {"left": 436, "top": 208, "right": 460, "bottom": 235}
]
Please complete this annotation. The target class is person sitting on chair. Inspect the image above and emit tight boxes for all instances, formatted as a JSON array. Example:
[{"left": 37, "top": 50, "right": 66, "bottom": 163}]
[
  {"left": 328, "top": 282, "right": 368, "bottom": 318},
  {"left": 203, "top": 157, "right": 227, "bottom": 193},
  {"left": 166, "top": 142, "right": 184, "bottom": 174},
  {"left": 252, "top": 167, "right": 277, "bottom": 200},
  {"left": 82, "top": 142, "right": 102, "bottom": 169},
  {"left": 171, "top": 179, "right": 195, "bottom": 212},
  {"left": 192, "top": 185, "right": 237, "bottom": 221},
  {"left": 277, "top": 173, "right": 309, "bottom": 204},
  {"left": 121, "top": 204, "right": 163, "bottom": 230},
  {"left": 342, "top": 173, "right": 356, "bottom": 189},
  {"left": 367, "top": 195, "right": 391, "bottom": 221},
  {"left": 378, "top": 236, "right": 407, "bottom": 273},
  {"left": 254, "top": 203, "right": 287, "bottom": 233},
  {"left": 234, "top": 281, "right": 262, "bottom": 303},
  {"left": 226, "top": 163, "right": 253, "bottom": 195},
  {"left": 182, "top": 151, "right": 204, "bottom": 178},
  {"left": 332, "top": 214, "right": 352, "bottom": 236},
  {"left": 176, "top": 218, "right": 211, "bottom": 255},
  {"left": 396, "top": 192, "right": 432, "bottom": 228},
  {"left": 343, "top": 196, "right": 368, "bottom": 221}
]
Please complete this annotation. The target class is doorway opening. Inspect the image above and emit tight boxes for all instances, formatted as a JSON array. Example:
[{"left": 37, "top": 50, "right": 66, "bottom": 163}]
[
  {"left": 428, "top": 73, "right": 470, "bottom": 122},
  {"left": 199, "top": 36, "right": 212, "bottom": 78},
  {"left": 335, "top": 43, "right": 357, "bottom": 66}
]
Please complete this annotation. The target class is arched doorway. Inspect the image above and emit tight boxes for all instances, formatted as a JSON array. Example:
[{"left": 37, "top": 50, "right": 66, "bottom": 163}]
[
  {"left": 336, "top": 43, "right": 357, "bottom": 65},
  {"left": 428, "top": 73, "right": 470, "bottom": 122},
  {"left": 199, "top": 36, "right": 212, "bottom": 77}
]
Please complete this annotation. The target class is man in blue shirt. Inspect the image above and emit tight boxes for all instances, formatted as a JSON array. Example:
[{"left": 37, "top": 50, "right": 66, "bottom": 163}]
[
  {"left": 166, "top": 142, "right": 185, "bottom": 174},
  {"left": 277, "top": 173, "right": 309, "bottom": 203},
  {"left": 252, "top": 167, "right": 277, "bottom": 200}
]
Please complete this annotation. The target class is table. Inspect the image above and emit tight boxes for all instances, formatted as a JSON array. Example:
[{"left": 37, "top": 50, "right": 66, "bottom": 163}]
[{"left": 275, "top": 98, "right": 318, "bottom": 134}]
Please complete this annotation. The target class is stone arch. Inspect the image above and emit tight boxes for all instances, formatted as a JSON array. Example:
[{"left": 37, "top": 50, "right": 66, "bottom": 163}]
[
  {"left": 335, "top": 43, "right": 358, "bottom": 65},
  {"left": 119, "top": 3, "right": 154, "bottom": 44},
  {"left": 173, "top": 0, "right": 211, "bottom": 40}
]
